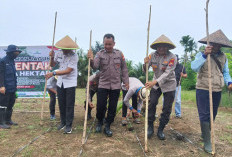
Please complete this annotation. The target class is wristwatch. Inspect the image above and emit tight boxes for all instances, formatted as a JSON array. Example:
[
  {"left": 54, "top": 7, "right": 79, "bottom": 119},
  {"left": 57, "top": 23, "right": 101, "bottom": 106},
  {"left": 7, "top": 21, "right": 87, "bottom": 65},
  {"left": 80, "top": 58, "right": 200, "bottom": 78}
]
[{"left": 53, "top": 71, "right": 56, "bottom": 76}]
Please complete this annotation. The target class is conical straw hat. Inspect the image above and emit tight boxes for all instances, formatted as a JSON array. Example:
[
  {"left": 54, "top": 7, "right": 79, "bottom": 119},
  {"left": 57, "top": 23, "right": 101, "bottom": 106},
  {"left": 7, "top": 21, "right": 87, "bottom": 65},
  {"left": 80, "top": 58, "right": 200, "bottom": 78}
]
[
  {"left": 199, "top": 29, "right": 232, "bottom": 48},
  {"left": 55, "top": 35, "right": 79, "bottom": 50},
  {"left": 150, "top": 35, "right": 176, "bottom": 50}
]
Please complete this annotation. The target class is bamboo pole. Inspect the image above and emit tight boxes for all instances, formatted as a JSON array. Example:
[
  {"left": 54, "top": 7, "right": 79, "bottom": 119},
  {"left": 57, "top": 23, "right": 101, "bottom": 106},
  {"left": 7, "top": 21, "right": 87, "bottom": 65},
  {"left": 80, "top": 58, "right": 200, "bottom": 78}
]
[
  {"left": 145, "top": 5, "right": 151, "bottom": 153},
  {"left": 40, "top": 12, "right": 57, "bottom": 124},
  {"left": 205, "top": 0, "right": 215, "bottom": 155},
  {"left": 82, "top": 30, "right": 92, "bottom": 144}
]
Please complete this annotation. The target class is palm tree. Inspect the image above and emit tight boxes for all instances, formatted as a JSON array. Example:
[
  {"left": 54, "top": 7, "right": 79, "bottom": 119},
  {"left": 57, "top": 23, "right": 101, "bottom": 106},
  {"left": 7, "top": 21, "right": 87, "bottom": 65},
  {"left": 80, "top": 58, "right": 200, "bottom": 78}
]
[
  {"left": 180, "top": 35, "right": 197, "bottom": 61},
  {"left": 92, "top": 41, "right": 104, "bottom": 55},
  {"left": 77, "top": 48, "right": 89, "bottom": 88}
]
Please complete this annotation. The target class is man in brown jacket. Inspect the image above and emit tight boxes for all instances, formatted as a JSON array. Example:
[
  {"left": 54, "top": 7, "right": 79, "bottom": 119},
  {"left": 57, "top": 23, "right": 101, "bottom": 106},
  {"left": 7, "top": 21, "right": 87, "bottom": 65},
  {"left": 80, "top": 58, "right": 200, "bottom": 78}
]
[{"left": 88, "top": 34, "right": 129, "bottom": 137}]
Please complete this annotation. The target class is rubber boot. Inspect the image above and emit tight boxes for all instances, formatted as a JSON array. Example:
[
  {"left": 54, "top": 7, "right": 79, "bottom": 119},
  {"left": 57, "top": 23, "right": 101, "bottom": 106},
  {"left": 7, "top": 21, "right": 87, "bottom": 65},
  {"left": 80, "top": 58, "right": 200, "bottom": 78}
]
[
  {"left": 157, "top": 124, "right": 165, "bottom": 140},
  {"left": 5, "top": 110, "right": 18, "bottom": 125},
  {"left": 148, "top": 121, "right": 154, "bottom": 139},
  {"left": 95, "top": 120, "right": 103, "bottom": 133},
  {"left": 0, "top": 108, "right": 11, "bottom": 129},
  {"left": 104, "top": 123, "right": 113, "bottom": 137},
  {"left": 200, "top": 122, "right": 212, "bottom": 154}
]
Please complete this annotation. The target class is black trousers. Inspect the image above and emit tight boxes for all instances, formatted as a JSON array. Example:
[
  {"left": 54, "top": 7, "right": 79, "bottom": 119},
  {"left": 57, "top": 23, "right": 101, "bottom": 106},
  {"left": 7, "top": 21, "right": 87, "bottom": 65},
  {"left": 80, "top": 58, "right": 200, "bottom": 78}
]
[
  {"left": 84, "top": 90, "right": 96, "bottom": 114},
  {"left": 122, "top": 90, "right": 137, "bottom": 118},
  {"left": 97, "top": 88, "right": 120, "bottom": 124},
  {"left": 57, "top": 84, "right": 76, "bottom": 127},
  {"left": 0, "top": 92, "right": 16, "bottom": 110},
  {"left": 148, "top": 88, "right": 175, "bottom": 127},
  {"left": 48, "top": 90, "right": 56, "bottom": 116}
]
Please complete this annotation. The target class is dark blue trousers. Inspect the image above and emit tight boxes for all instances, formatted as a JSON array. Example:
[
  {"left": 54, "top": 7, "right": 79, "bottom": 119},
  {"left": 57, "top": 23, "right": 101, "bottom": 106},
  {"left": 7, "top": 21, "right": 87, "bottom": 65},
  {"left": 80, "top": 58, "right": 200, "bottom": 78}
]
[{"left": 196, "top": 89, "right": 221, "bottom": 122}]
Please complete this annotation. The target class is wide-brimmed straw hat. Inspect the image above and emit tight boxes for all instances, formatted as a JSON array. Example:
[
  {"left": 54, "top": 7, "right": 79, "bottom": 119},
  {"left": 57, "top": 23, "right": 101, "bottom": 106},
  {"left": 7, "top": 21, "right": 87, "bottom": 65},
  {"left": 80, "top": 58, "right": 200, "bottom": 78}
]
[
  {"left": 55, "top": 35, "right": 79, "bottom": 50},
  {"left": 150, "top": 35, "right": 176, "bottom": 50},
  {"left": 198, "top": 29, "right": 232, "bottom": 48},
  {"left": 139, "top": 87, "right": 150, "bottom": 100}
]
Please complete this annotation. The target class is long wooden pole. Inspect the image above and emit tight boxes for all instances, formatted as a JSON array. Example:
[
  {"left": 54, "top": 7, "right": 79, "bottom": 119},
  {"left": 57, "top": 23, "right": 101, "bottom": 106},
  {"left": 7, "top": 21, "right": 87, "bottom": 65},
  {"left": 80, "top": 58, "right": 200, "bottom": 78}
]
[
  {"left": 145, "top": 5, "right": 151, "bottom": 153},
  {"left": 82, "top": 30, "right": 92, "bottom": 144},
  {"left": 40, "top": 12, "right": 57, "bottom": 124},
  {"left": 205, "top": 0, "right": 215, "bottom": 154}
]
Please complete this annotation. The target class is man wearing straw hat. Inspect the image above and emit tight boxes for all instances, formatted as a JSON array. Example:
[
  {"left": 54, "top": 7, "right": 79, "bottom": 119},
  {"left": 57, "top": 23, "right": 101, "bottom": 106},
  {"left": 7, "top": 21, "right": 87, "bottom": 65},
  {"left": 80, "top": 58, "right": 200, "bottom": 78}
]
[
  {"left": 0, "top": 45, "right": 21, "bottom": 129},
  {"left": 46, "top": 35, "right": 78, "bottom": 134},
  {"left": 88, "top": 33, "right": 129, "bottom": 137},
  {"left": 191, "top": 29, "right": 232, "bottom": 153},
  {"left": 121, "top": 77, "right": 149, "bottom": 125},
  {"left": 144, "top": 35, "right": 177, "bottom": 140},
  {"left": 84, "top": 72, "right": 100, "bottom": 120}
]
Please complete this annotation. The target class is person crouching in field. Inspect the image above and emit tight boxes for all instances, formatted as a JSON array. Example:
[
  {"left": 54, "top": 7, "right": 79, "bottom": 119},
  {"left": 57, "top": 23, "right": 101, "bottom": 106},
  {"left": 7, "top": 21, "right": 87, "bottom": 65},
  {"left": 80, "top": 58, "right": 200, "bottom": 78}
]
[
  {"left": 191, "top": 29, "right": 232, "bottom": 153},
  {"left": 0, "top": 45, "right": 21, "bottom": 129},
  {"left": 45, "top": 35, "right": 78, "bottom": 134},
  {"left": 87, "top": 33, "right": 129, "bottom": 137},
  {"left": 84, "top": 72, "right": 100, "bottom": 120},
  {"left": 121, "top": 77, "right": 149, "bottom": 125},
  {"left": 46, "top": 74, "right": 57, "bottom": 120},
  {"left": 144, "top": 35, "right": 177, "bottom": 140}
]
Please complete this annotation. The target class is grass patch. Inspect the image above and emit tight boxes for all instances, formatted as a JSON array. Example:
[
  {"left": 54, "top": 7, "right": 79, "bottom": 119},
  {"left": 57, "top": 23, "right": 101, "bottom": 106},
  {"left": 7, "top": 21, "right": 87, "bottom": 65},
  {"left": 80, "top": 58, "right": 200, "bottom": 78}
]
[
  {"left": 13, "top": 102, "right": 23, "bottom": 110},
  {"left": 0, "top": 130, "right": 8, "bottom": 139},
  {"left": 219, "top": 133, "right": 232, "bottom": 145},
  {"left": 22, "top": 147, "right": 33, "bottom": 157},
  {"left": 221, "top": 91, "right": 232, "bottom": 107},
  {"left": 182, "top": 90, "right": 196, "bottom": 103}
]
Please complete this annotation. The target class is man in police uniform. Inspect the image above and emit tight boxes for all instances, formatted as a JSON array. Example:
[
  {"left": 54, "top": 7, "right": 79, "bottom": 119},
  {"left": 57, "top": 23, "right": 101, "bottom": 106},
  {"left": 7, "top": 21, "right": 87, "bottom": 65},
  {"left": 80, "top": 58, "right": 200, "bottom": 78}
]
[
  {"left": 46, "top": 35, "right": 78, "bottom": 134},
  {"left": 121, "top": 77, "right": 149, "bottom": 125},
  {"left": 144, "top": 35, "right": 177, "bottom": 140},
  {"left": 191, "top": 30, "right": 232, "bottom": 153},
  {"left": 0, "top": 45, "right": 21, "bottom": 129},
  {"left": 88, "top": 33, "right": 129, "bottom": 137}
]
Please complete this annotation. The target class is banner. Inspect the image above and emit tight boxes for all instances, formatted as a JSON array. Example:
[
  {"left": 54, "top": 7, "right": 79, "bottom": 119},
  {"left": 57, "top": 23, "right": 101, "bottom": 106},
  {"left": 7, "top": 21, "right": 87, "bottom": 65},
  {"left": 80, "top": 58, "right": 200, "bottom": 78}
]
[{"left": 0, "top": 46, "right": 58, "bottom": 98}]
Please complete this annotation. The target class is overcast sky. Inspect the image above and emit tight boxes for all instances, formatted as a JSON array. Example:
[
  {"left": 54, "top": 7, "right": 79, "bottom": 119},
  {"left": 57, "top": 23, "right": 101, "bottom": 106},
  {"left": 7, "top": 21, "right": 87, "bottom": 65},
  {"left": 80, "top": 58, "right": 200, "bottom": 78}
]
[{"left": 1, "top": 0, "right": 232, "bottom": 63}]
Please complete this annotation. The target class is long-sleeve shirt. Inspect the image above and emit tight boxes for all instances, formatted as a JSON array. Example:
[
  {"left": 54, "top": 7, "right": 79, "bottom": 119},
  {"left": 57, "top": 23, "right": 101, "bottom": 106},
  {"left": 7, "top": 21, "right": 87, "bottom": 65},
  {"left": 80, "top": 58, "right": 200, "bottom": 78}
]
[
  {"left": 144, "top": 51, "right": 177, "bottom": 93},
  {"left": 191, "top": 52, "right": 232, "bottom": 86},
  {"left": 122, "top": 77, "right": 144, "bottom": 112},
  {"left": 90, "top": 49, "right": 129, "bottom": 90},
  {"left": 47, "top": 76, "right": 57, "bottom": 91},
  {"left": 86, "top": 73, "right": 100, "bottom": 102}
]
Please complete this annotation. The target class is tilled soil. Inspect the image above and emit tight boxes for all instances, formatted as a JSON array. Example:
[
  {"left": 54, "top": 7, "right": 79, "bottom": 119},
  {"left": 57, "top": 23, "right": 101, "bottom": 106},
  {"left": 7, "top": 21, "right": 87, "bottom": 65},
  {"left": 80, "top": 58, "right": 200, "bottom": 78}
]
[{"left": 1, "top": 96, "right": 232, "bottom": 157}]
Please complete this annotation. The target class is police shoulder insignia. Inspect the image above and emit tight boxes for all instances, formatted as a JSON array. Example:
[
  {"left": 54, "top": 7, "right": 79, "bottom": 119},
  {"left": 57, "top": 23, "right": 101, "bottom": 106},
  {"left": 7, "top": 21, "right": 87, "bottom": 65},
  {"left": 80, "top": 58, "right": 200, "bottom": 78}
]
[
  {"left": 121, "top": 52, "right": 125, "bottom": 60},
  {"left": 168, "top": 58, "right": 175, "bottom": 66}
]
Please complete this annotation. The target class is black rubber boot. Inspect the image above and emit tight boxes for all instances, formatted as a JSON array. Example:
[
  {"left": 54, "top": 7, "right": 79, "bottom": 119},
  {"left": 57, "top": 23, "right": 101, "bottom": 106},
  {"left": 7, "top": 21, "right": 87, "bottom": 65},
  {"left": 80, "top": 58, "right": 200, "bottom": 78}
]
[
  {"left": 157, "top": 124, "right": 165, "bottom": 140},
  {"left": 200, "top": 122, "right": 212, "bottom": 154},
  {"left": 5, "top": 110, "right": 18, "bottom": 126},
  {"left": 0, "top": 108, "right": 11, "bottom": 129},
  {"left": 95, "top": 120, "right": 103, "bottom": 133},
  {"left": 148, "top": 121, "right": 154, "bottom": 139},
  {"left": 104, "top": 123, "right": 113, "bottom": 137}
]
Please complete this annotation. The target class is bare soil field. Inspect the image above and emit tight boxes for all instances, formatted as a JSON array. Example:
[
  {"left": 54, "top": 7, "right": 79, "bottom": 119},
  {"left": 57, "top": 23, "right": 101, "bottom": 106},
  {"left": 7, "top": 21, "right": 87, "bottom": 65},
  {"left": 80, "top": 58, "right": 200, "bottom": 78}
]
[{"left": 1, "top": 89, "right": 232, "bottom": 157}]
